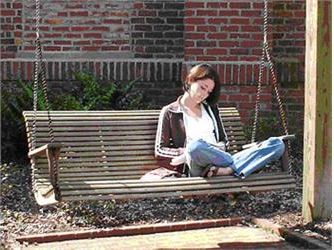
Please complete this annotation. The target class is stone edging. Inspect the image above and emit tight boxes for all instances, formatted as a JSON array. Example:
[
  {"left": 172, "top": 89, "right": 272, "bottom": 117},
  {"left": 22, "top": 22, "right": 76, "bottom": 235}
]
[
  {"left": 16, "top": 217, "right": 243, "bottom": 244},
  {"left": 252, "top": 218, "right": 331, "bottom": 249}
]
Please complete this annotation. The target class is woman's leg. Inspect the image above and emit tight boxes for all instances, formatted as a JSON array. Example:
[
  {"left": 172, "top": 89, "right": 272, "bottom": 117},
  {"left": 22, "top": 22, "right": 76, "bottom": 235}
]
[
  {"left": 185, "top": 139, "right": 234, "bottom": 177},
  {"left": 232, "top": 137, "right": 285, "bottom": 178}
]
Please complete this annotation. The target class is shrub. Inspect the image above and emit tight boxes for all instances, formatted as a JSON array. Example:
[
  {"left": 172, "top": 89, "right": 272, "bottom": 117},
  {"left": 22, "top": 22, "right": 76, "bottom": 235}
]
[{"left": 1, "top": 72, "right": 152, "bottom": 163}]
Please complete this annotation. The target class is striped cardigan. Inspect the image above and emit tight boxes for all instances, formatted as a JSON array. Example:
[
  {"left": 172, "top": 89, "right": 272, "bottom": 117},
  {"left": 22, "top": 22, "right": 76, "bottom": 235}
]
[{"left": 155, "top": 96, "right": 228, "bottom": 173}]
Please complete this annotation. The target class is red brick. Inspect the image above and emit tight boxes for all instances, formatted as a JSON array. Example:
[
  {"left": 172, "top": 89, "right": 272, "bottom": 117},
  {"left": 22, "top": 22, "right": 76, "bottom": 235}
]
[
  {"left": 240, "top": 56, "right": 259, "bottom": 62},
  {"left": 83, "top": 46, "right": 100, "bottom": 51},
  {"left": 208, "top": 18, "right": 228, "bottom": 24},
  {"left": 239, "top": 65, "right": 246, "bottom": 83},
  {"left": 207, "top": 2, "right": 227, "bottom": 8},
  {"left": 53, "top": 27, "right": 70, "bottom": 32},
  {"left": 185, "top": 48, "right": 203, "bottom": 55},
  {"left": 229, "top": 94, "right": 250, "bottom": 102},
  {"left": 219, "top": 94, "right": 229, "bottom": 101},
  {"left": 110, "top": 11, "right": 127, "bottom": 17},
  {"left": 70, "top": 11, "right": 89, "bottom": 17},
  {"left": 252, "top": 18, "right": 264, "bottom": 25},
  {"left": 230, "top": 18, "right": 250, "bottom": 25},
  {"left": 197, "top": 10, "right": 217, "bottom": 16},
  {"left": 184, "top": 10, "right": 195, "bottom": 16},
  {"left": 14, "top": 31, "right": 22, "bottom": 37},
  {"left": 207, "top": 33, "right": 228, "bottom": 39},
  {"left": 197, "top": 25, "right": 216, "bottom": 32},
  {"left": 207, "top": 48, "right": 227, "bottom": 55},
  {"left": 93, "top": 26, "right": 110, "bottom": 32},
  {"left": 186, "top": 33, "right": 205, "bottom": 40},
  {"left": 185, "top": 2, "right": 204, "bottom": 8},
  {"left": 23, "top": 46, "right": 34, "bottom": 50},
  {"left": 138, "top": 10, "right": 156, "bottom": 16},
  {"left": 220, "top": 56, "right": 239, "bottom": 61},
  {"left": 133, "top": 2, "right": 144, "bottom": 8},
  {"left": 65, "top": 34, "right": 81, "bottom": 38},
  {"left": 219, "top": 41, "right": 239, "bottom": 47},
  {"left": 197, "top": 56, "right": 216, "bottom": 61},
  {"left": 197, "top": 41, "right": 216, "bottom": 47},
  {"left": 241, "top": 25, "right": 261, "bottom": 32},
  {"left": 219, "top": 10, "right": 239, "bottom": 16},
  {"left": 230, "top": 2, "right": 251, "bottom": 9},
  {"left": 24, "top": 33, "right": 36, "bottom": 38},
  {"left": 253, "top": 2, "right": 264, "bottom": 9},
  {"left": 83, "top": 33, "right": 102, "bottom": 38},
  {"left": 45, "top": 18, "right": 64, "bottom": 25},
  {"left": 54, "top": 41, "right": 72, "bottom": 45},
  {"left": 104, "top": 19, "right": 122, "bottom": 24},
  {"left": 13, "top": 3, "right": 23, "bottom": 8},
  {"left": 13, "top": 17, "right": 22, "bottom": 23},
  {"left": 241, "top": 10, "right": 262, "bottom": 17},
  {"left": 1, "top": 10, "right": 15, "bottom": 16},
  {"left": 231, "top": 48, "right": 249, "bottom": 55},
  {"left": 185, "top": 26, "right": 195, "bottom": 32},
  {"left": 251, "top": 33, "right": 263, "bottom": 40},
  {"left": 45, "top": 46, "right": 61, "bottom": 51},
  {"left": 294, "top": 11, "right": 306, "bottom": 18},
  {"left": 184, "top": 18, "right": 206, "bottom": 25},
  {"left": 230, "top": 33, "right": 249, "bottom": 41},
  {"left": 1, "top": 24, "right": 14, "bottom": 30},
  {"left": 57, "top": 12, "right": 68, "bottom": 17},
  {"left": 71, "top": 26, "right": 90, "bottom": 32},
  {"left": 240, "top": 40, "right": 261, "bottom": 48},
  {"left": 44, "top": 33, "right": 62, "bottom": 38},
  {"left": 222, "top": 25, "right": 239, "bottom": 32},
  {"left": 92, "top": 40, "right": 104, "bottom": 45},
  {"left": 185, "top": 41, "right": 195, "bottom": 47}
]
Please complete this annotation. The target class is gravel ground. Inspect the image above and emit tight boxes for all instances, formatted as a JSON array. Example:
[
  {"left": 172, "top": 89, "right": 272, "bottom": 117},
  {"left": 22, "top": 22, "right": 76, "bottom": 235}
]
[{"left": 0, "top": 159, "right": 331, "bottom": 249}]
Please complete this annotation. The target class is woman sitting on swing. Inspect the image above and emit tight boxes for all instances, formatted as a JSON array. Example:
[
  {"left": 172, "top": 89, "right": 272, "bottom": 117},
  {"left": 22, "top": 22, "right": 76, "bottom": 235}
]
[{"left": 153, "top": 63, "right": 285, "bottom": 179}]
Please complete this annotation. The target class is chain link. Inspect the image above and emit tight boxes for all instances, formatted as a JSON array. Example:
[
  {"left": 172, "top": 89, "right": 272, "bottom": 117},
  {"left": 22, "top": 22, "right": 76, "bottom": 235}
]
[
  {"left": 32, "top": 0, "right": 58, "bottom": 193},
  {"left": 251, "top": 47, "right": 265, "bottom": 143},
  {"left": 251, "top": 0, "right": 293, "bottom": 174}
]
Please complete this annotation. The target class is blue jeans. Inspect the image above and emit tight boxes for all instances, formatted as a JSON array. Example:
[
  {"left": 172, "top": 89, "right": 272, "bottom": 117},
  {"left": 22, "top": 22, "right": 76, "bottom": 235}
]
[{"left": 185, "top": 138, "right": 285, "bottom": 178}]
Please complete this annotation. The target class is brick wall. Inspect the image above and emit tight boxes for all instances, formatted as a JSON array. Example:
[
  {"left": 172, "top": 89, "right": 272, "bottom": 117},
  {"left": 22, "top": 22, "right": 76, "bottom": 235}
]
[
  {"left": 1, "top": 1, "right": 23, "bottom": 58},
  {"left": 131, "top": 1, "right": 184, "bottom": 59},
  {"left": 1, "top": 0, "right": 132, "bottom": 59},
  {"left": 1, "top": 0, "right": 306, "bottom": 124}
]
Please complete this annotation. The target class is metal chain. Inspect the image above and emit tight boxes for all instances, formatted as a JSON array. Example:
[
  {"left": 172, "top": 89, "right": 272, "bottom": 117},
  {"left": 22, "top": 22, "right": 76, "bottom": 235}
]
[
  {"left": 33, "top": 0, "right": 59, "bottom": 193},
  {"left": 251, "top": 47, "right": 265, "bottom": 143},
  {"left": 251, "top": 0, "right": 293, "bottom": 174},
  {"left": 264, "top": 43, "right": 293, "bottom": 174},
  {"left": 251, "top": 0, "right": 269, "bottom": 143}
]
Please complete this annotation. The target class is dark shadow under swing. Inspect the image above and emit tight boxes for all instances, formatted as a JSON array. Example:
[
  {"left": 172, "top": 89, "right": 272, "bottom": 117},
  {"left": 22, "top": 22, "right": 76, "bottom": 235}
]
[{"left": 23, "top": 0, "right": 296, "bottom": 206}]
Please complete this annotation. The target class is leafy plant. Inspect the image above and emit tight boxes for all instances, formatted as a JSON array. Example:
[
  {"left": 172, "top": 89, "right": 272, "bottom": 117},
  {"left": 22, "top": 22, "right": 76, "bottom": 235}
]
[
  {"left": 73, "top": 72, "right": 150, "bottom": 110},
  {"left": 1, "top": 72, "right": 152, "bottom": 162},
  {"left": 1, "top": 80, "right": 48, "bottom": 163}
]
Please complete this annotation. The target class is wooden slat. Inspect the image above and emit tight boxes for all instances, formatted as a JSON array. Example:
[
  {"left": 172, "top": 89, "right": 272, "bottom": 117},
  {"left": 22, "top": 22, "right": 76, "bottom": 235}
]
[
  {"left": 61, "top": 184, "right": 297, "bottom": 201},
  {"left": 22, "top": 107, "right": 296, "bottom": 205},
  {"left": 59, "top": 173, "right": 294, "bottom": 186}
]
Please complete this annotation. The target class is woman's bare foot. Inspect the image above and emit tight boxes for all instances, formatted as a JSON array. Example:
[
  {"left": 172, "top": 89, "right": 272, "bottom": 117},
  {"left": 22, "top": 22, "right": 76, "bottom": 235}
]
[{"left": 207, "top": 166, "right": 234, "bottom": 177}]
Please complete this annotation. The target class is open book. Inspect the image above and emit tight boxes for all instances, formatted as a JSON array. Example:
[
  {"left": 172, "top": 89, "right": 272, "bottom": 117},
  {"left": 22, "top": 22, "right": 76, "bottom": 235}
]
[{"left": 170, "top": 154, "right": 186, "bottom": 166}]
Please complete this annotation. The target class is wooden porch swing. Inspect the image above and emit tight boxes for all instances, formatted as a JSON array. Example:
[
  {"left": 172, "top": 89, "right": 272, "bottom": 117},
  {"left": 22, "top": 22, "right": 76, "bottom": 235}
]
[{"left": 23, "top": 0, "right": 296, "bottom": 206}]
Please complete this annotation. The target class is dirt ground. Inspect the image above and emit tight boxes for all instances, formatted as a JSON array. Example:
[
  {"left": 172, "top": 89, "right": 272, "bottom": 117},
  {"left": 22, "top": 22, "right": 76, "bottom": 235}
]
[{"left": 0, "top": 160, "right": 331, "bottom": 249}]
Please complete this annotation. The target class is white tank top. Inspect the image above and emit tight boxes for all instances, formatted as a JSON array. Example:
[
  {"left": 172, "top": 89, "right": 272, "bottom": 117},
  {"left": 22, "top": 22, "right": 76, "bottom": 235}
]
[{"left": 183, "top": 104, "right": 217, "bottom": 145}]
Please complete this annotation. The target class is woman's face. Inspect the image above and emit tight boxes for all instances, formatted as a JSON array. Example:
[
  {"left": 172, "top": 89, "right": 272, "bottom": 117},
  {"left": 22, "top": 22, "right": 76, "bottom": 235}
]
[{"left": 188, "top": 78, "right": 215, "bottom": 104}]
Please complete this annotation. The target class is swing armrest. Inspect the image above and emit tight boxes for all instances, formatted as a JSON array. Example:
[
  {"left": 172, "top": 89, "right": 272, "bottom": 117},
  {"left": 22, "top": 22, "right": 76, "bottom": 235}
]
[{"left": 28, "top": 143, "right": 63, "bottom": 158}]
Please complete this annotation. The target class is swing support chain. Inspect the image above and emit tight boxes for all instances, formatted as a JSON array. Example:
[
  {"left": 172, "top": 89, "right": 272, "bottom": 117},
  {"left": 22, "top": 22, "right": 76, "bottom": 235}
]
[
  {"left": 251, "top": 0, "right": 293, "bottom": 175},
  {"left": 30, "top": 0, "right": 61, "bottom": 199}
]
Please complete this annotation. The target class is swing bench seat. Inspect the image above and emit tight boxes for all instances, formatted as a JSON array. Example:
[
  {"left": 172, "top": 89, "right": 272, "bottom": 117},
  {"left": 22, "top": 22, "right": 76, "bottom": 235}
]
[{"left": 23, "top": 107, "right": 296, "bottom": 206}]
